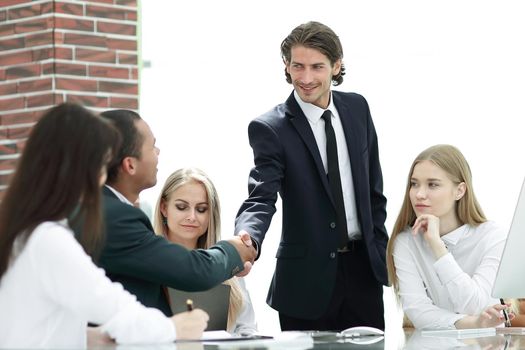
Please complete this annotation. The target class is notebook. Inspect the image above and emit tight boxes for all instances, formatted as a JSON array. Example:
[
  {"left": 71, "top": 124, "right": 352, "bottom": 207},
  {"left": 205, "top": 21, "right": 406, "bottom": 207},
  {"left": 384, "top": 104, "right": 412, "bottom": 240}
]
[{"left": 168, "top": 284, "right": 231, "bottom": 331}]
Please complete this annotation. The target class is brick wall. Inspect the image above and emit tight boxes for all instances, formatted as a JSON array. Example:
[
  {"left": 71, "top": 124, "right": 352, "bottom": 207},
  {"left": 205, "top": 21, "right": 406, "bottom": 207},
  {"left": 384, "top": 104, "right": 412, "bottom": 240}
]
[{"left": 0, "top": 0, "right": 139, "bottom": 197}]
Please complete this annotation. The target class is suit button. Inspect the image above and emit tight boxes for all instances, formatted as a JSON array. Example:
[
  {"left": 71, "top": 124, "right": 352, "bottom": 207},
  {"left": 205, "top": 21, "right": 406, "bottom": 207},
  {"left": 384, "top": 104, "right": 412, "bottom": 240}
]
[
  {"left": 330, "top": 222, "right": 336, "bottom": 229},
  {"left": 330, "top": 252, "right": 336, "bottom": 259}
]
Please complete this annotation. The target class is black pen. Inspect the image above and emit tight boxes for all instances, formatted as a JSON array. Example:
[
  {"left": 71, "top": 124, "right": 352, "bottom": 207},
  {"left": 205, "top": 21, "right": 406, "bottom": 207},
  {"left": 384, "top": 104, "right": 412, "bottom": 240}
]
[
  {"left": 186, "top": 299, "right": 193, "bottom": 312},
  {"left": 500, "top": 298, "right": 511, "bottom": 327}
]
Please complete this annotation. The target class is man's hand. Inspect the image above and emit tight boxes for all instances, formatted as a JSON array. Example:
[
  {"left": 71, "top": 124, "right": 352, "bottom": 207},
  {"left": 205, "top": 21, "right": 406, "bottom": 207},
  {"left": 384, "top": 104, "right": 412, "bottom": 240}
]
[
  {"left": 226, "top": 232, "right": 256, "bottom": 265},
  {"left": 172, "top": 309, "right": 209, "bottom": 340}
]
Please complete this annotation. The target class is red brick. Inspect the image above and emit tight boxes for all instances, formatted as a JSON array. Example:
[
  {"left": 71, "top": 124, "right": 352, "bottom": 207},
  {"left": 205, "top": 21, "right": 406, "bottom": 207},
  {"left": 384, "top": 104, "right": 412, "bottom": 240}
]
[
  {"left": 66, "top": 94, "right": 108, "bottom": 107},
  {"left": 97, "top": 21, "right": 135, "bottom": 35},
  {"left": 26, "top": 93, "right": 63, "bottom": 108},
  {"left": 56, "top": 77, "right": 97, "bottom": 92},
  {"left": 126, "top": 11, "right": 137, "bottom": 21},
  {"left": 116, "top": 0, "right": 137, "bottom": 6},
  {"left": 55, "top": 62, "right": 87, "bottom": 76},
  {"left": 0, "top": 10, "right": 6, "bottom": 22},
  {"left": 40, "top": 1, "right": 53, "bottom": 15},
  {"left": 0, "top": 143, "right": 17, "bottom": 156},
  {"left": 86, "top": 5, "right": 126, "bottom": 20},
  {"left": 7, "top": 125, "right": 32, "bottom": 139},
  {"left": 18, "top": 77, "right": 53, "bottom": 93},
  {"left": 55, "top": 17, "right": 94, "bottom": 32},
  {"left": 0, "top": 36, "right": 25, "bottom": 50},
  {"left": 5, "top": 63, "right": 42, "bottom": 79},
  {"left": 14, "top": 17, "right": 53, "bottom": 34},
  {"left": 107, "top": 38, "right": 136, "bottom": 50},
  {"left": 0, "top": 97, "right": 25, "bottom": 112},
  {"left": 118, "top": 52, "right": 137, "bottom": 65},
  {"left": 64, "top": 32, "right": 107, "bottom": 48},
  {"left": 7, "top": 3, "right": 45, "bottom": 20},
  {"left": 0, "top": 68, "right": 5, "bottom": 80},
  {"left": 53, "top": 31, "right": 64, "bottom": 45},
  {"left": 1, "top": 110, "right": 40, "bottom": 126},
  {"left": 16, "top": 139, "right": 28, "bottom": 153},
  {"left": 42, "top": 62, "right": 53, "bottom": 75},
  {"left": 0, "top": 83, "right": 17, "bottom": 96},
  {"left": 89, "top": 65, "right": 128, "bottom": 79},
  {"left": 54, "top": 47, "right": 73, "bottom": 60},
  {"left": 0, "top": 158, "right": 18, "bottom": 172},
  {"left": 0, "top": 23, "right": 15, "bottom": 36},
  {"left": 1, "top": 0, "right": 33, "bottom": 6},
  {"left": 130, "top": 67, "right": 137, "bottom": 79},
  {"left": 24, "top": 31, "right": 53, "bottom": 48},
  {"left": 31, "top": 47, "right": 53, "bottom": 61},
  {"left": 76, "top": 48, "right": 116, "bottom": 63},
  {"left": 0, "top": 50, "right": 32, "bottom": 66},
  {"left": 55, "top": 2, "right": 84, "bottom": 16},
  {"left": 87, "top": 0, "right": 113, "bottom": 3},
  {"left": 98, "top": 81, "right": 137, "bottom": 95},
  {"left": 110, "top": 96, "right": 138, "bottom": 109}
]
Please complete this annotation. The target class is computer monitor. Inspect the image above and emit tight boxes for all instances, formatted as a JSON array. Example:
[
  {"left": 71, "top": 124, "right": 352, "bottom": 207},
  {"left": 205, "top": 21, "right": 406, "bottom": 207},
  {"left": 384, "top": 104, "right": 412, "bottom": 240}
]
[{"left": 492, "top": 177, "right": 525, "bottom": 298}]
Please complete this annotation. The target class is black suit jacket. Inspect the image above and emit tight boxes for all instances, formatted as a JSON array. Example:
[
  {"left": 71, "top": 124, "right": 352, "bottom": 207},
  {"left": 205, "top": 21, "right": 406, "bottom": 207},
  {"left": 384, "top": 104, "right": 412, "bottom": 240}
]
[
  {"left": 235, "top": 91, "right": 388, "bottom": 319},
  {"left": 92, "top": 187, "right": 244, "bottom": 316}
]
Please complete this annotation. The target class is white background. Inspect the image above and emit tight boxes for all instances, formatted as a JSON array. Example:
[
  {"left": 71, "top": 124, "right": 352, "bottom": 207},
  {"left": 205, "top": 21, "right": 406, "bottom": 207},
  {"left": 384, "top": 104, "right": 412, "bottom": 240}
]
[{"left": 138, "top": 0, "right": 525, "bottom": 341}]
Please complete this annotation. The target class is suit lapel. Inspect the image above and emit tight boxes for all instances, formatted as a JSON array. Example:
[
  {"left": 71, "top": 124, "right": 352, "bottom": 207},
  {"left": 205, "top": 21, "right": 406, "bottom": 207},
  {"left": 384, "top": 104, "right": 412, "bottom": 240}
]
[{"left": 285, "top": 93, "right": 334, "bottom": 206}]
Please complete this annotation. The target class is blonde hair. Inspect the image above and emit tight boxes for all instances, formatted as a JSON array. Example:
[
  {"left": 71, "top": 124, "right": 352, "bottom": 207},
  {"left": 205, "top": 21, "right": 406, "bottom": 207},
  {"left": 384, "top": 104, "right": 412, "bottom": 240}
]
[
  {"left": 386, "top": 145, "right": 486, "bottom": 296},
  {"left": 153, "top": 168, "right": 243, "bottom": 329}
]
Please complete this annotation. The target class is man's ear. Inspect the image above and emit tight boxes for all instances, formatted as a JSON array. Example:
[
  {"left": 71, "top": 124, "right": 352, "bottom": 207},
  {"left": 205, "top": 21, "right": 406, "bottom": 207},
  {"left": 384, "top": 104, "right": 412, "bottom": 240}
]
[{"left": 121, "top": 156, "right": 137, "bottom": 176}]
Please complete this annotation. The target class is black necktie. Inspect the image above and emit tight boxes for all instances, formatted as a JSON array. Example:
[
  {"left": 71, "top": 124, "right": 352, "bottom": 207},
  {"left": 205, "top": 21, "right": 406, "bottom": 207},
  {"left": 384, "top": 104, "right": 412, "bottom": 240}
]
[{"left": 321, "top": 110, "right": 349, "bottom": 249}]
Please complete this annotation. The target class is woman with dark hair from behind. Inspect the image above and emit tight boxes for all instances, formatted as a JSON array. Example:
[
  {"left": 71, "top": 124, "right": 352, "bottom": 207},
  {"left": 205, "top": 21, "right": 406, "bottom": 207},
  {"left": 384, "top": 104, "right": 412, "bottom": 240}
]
[{"left": 0, "top": 103, "right": 208, "bottom": 348}]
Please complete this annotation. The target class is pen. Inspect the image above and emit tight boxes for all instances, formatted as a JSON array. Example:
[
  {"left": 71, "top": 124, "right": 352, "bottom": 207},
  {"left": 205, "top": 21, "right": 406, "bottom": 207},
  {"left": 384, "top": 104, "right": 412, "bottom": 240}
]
[
  {"left": 186, "top": 299, "right": 193, "bottom": 312},
  {"left": 500, "top": 298, "right": 511, "bottom": 327}
]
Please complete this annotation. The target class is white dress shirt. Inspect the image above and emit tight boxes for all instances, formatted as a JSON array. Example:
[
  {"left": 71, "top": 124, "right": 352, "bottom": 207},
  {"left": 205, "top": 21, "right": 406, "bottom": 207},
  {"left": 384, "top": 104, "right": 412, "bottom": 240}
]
[
  {"left": 393, "top": 221, "right": 507, "bottom": 329},
  {"left": 294, "top": 91, "right": 361, "bottom": 239},
  {"left": 229, "top": 277, "right": 258, "bottom": 336},
  {"left": 0, "top": 221, "right": 176, "bottom": 348}
]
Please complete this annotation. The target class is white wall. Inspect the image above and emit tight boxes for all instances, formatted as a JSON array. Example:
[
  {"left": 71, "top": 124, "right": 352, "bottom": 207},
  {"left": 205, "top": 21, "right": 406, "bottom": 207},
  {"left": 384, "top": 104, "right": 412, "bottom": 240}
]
[{"left": 139, "top": 0, "right": 525, "bottom": 337}]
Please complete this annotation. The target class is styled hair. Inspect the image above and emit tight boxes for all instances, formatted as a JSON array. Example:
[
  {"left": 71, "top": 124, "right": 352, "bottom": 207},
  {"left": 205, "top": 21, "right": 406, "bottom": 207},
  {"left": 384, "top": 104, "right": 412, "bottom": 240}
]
[
  {"left": 153, "top": 168, "right": 243, "bottom": 328},
  {"left": 281, "top": 21, "right": 346, "bottom": 86},
  {"left": 0, "top": 103, "right": 121, "bottom": 279},
  {"left": 99, "top": 109, "right": 142, "bottom": 184},
  {"left": 386, "top": 144, "right": 486, "bottom": 294}
]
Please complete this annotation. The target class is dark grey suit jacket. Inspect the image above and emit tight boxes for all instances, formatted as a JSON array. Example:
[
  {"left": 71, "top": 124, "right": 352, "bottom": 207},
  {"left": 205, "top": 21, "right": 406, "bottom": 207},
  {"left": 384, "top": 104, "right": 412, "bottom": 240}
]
[
  {"left": 93, "top": 187, "right": 244, "bottom": 316},
  {"left": 235, "top": 91, "right": 388, "bottom": 319}
]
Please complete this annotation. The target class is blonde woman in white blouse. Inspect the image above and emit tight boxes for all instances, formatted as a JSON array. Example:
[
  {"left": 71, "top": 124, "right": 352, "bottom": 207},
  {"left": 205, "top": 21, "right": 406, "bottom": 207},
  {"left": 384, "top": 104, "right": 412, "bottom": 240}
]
[
  {"left": 386, "top": 144, "right": 513, "bottom": 329},
  {"left": 154, "top": 168, "right": 258, "bottom": 336},
  {"left": 0, "top": 104, "right": 208, "bottom": 349}
]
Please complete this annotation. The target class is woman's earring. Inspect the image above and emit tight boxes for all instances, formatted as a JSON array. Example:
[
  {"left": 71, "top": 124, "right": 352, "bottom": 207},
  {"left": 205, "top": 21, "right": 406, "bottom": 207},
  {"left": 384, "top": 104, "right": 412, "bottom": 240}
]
[{"left": 162, "top": 216, "right": 167, "bottom": 225}]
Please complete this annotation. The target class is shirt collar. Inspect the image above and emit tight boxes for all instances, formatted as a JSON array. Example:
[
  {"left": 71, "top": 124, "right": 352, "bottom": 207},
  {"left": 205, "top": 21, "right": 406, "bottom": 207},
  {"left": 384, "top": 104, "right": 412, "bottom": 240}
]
[
  {"left": 105, "top": 184, "right": 134, "bottom": 206},
  {"left": 293, "top": 90, "right": 336, "bottom": 124},
  {"left": 441, "top": 224, "right": 469, "bottom": 246}
]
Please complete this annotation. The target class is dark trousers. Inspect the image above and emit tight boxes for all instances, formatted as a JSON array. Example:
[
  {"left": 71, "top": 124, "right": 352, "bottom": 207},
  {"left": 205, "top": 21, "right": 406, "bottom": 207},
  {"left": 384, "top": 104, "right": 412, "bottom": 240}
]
[{"left": 279, "top": 240, "right": 384, "bottom": 331}]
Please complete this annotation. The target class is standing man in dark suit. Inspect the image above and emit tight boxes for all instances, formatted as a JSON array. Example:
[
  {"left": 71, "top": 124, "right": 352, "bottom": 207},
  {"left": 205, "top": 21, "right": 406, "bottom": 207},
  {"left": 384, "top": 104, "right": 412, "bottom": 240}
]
[
  {"left": 91, "top": 109, "right": 256, "bottom": 317},
  {"left": 235, "top": 21, "right": 388, "bottom": 331}
]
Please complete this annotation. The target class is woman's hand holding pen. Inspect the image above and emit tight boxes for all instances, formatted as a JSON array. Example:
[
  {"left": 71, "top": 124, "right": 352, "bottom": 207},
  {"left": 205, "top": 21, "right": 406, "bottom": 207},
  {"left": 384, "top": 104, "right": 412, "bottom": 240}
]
[
  {"left": 412, "top": 214, "right": 448, "bottom": 260},
  {"left": 171, "top": 308, "right": 209, "bottom": 340},
  {"left": 455, "top": 303, "right": 515, "bottom": 329}
]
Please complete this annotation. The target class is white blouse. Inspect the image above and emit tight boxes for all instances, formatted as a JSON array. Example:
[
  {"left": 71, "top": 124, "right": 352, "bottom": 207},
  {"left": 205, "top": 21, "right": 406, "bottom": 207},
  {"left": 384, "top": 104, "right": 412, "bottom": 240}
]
[
  {"left": 393, "top": 221, "right": 507, "bottom": 329},
  {"left": 0, "top": 221, "right": 176, "bottom": 348},
  {"left": 230, "top": 277, "right": 257, "bottom": 336}
]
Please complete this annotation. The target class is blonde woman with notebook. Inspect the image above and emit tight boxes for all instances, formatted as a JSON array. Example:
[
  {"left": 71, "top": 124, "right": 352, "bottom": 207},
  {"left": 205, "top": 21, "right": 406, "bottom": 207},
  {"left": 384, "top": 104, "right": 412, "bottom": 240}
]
[{"left": 154, "top": 167, "right": 257, "bottom": 336}]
